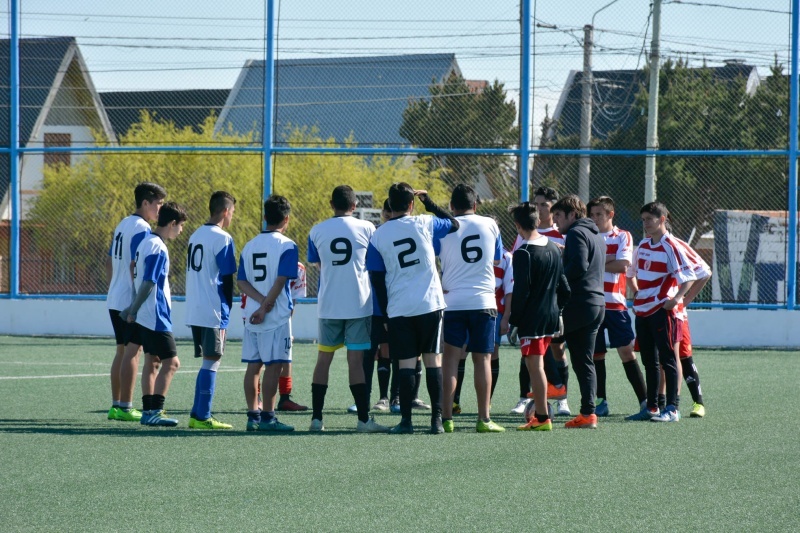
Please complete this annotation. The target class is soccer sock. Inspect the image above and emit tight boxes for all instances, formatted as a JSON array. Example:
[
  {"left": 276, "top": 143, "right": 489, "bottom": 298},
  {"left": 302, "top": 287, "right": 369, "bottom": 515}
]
[
  {"left": 311, "top": 383, "right": 328, "bottom": 421},
  {"left": 262, "top": 410, "right": 276, "bottom": 423},
  {"left": 657, "top": 393, "right": 667, "bottom": 411},
  {"left": 193, "top": 360, "right": 219, "bottom": 421},
  {"left": 390, "top": 358, "right": 400, "bottom": 401},
  {"left": 349, "top": 383, "right": 370, "bottom": 423},
  {"left": 425, "top": 367, "right": 443, "bottom": 418},
  {"left": 490, "top": 358, "right": 500, "bottom": 399},
  {"left": 556, "top": 359, "right": 570, "bottom": 391},
  {"left": 119, "top": 401, "right": 132, "bottom": 410},
  {"left": 142, "top": 394, "right": 154, "bottom": 412},
  {"left": 681, "top": 357, "right": 704, "bottom": 405},
  {"left": 152, "top": 394, "right": 165, "bottom": 412},
  {"left": 543, "top": 349, "right": 562, "bottom": 387},
  {"left": 279, "top": 376, "right": 292, "bottom": 399},
  {"left": 453, "top": 359, "right": 466, "bottom": 404},
  {"left": 398, "top": 368, "right": 416, "bottom": 420},
  {"left": 595, "top": 359, "right": 607, "bottom": 400},
  {"left": 622, "top": 360, "right": 647, "bottom": 404},
  {"left": 362, "top": 350, "right": 375, "bottom": 402},
  {"left": 536, "top": 412, "right": 550, "bottom": 423},
  {"left": 413, "top": 359, "right": 423, "bottom": 399},
  {"left": 247, "top": 410, "right": 261, "bottom": 423},
  {"left": 518, "top": 357, "right": 531, "bottom": 397},
  {"left": 112, "top": 401, "right": 120, "bottom": 408},
  {"left": 377, "top": 358, "right": 391, "bottom": 399}
]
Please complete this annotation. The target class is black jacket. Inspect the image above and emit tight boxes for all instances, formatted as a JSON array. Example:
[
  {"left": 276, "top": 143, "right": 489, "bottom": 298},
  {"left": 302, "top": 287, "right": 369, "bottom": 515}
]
[{"left": 561, "top": 217, "right": 606, "bottom": 331}]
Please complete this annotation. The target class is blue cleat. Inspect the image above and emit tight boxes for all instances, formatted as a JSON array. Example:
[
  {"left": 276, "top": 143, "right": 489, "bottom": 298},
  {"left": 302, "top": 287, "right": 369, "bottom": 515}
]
[
  {"left": 625, "top": 407, "right": 659, "bottom": 421},
  {"left": 140, "top": 409, "right": 178, "bottom": 427},
  {"left": 595, "top": 399, "right": 610, "bottom": 417}
]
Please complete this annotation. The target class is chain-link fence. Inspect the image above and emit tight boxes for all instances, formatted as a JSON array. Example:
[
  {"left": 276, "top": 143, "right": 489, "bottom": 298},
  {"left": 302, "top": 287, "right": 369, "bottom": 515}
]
[{"left": 2, "top": 1, "right": 800, "bottom": 308}]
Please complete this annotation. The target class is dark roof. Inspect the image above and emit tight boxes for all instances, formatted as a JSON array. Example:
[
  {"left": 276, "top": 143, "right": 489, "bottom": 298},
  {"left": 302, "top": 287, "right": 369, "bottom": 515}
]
[
  {"left": 217, "top": 53, "right": 459, "bottom": 145},
  {"left": 100, "top": 89, "right": 231, "bottom": 137},
  {"left": 551, "top": 63, "right": 758, "bottom": 142}
]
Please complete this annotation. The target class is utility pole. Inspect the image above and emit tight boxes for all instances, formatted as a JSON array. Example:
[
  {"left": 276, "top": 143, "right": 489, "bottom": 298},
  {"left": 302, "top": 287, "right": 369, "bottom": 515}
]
[
  {"left": 644, "top": 0, "right": 662, "bottom": 203},
  {"left": 578, "top": 24, "right": 593, "bottom": 203}
]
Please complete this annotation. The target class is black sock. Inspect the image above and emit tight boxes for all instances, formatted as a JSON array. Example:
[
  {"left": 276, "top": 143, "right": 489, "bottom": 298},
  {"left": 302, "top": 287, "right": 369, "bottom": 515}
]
[
  {"left": 657, "top": 393, "right": 667, "bottom": 410},
  {"left": 490, "top": 358, "right": 500, "bottom": 398},
  {"left": 543, "top": 349, "right": 562, "bottom": 387},
  {"left": 247, "top": 410, "right": 261, "bottom": 422},
  {"left": 622, "top": 359, "right": 647, "bottom": 404},
  {"left": 413, "top": 359, "right": 423, "bottom": 399},
  {"left": 278, "top": 393, "right": 289, "bottom": 402},
  {"left": 681, "top": 357, "right": 704, "bottom": 405},
  {"left": 595, "top": 359, "right": 607, "bottom": 399},
  {"left": 362, "top": 350, "right": 375, "bottom": 403},
  {"left": 453, "top": 359, "right": 466, "bottom": 404},
  {"left": 377, "top": 358, "right": 391, "bottom": 399},
  {"left": 350, "top": 383, "right": 370, "bottom": 423},
  {"left": 425, "top": 367, "right": 443, "bottom": 418},
  {"left": 535, "top": 412, "right": 550, "bottom": 423},
  {"left": 518, "top": 357, "right": 531, "bottom": 397},
  {"left": 390, "top": 358, "right": 400, "bottom": 401},
  {"left": 311, "top": 383, "right": 328, "bottom": 421},
  {"left": 152, "top": 394, "right": 165, "bottom": 411},
  {"left": 556, "top": 359, "right": 570, "bottom": 391},
  {"left": 142, "top": 395, "right": 154, "bottom": 411},
  {"left": 398, "top": 368, "right": 416, "bottom": 420}
]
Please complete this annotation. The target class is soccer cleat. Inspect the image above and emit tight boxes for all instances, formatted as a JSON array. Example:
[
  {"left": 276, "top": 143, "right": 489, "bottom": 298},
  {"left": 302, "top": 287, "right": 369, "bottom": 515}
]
[
  {"left": 517, "top": 417, "right": 552, "bottom": 431},
  {"left": 277, "top": 396, "right": 308, "bottom": 411},
  {"left": 651, "top": 405, "right": 680, "bottom": 423},
  {"left": 595, "top": 399, "right": 610, "bottom": 417},
  {"left": 309, "top": 419, "right": 325, "bottom": 432},
  {"left": 258, "top": 418, "right": 295, "bottom": 432},
  {"left": 246, "top": 419, "right": 260, "bottom": 432},
  {"left": 565, "top": 413, "right": 598, "bottom": 429},
  {"left": 476, "top": 420, "right": 506, "bottom": 433},
  {"left": 389, "top": 418, "right": 414, "bottom": 434},
  {"left": 555, "top": 399, "right": 571, "bottom": 417},
  {"left": 390, "top": 399, "right": 401, "bottom": 414},
  {"left": 115, "top": 408, "right": 142, "bottom": 422},
  {"left": 546, "top": 383, "right": 568, "bottom": 400},
  {"left": 510, "top": 397, "right": 531, "bottom": 414},
  {"left": 188, "top": 416, "right": 233, "bottom": 430},
  {"left": 625, "top": 407, "right": 659, "bottom": 421},
  {"left": 107, "top": 407, "right": 120, "bottom": 420},
  {"left": 140, "top": 410, "right": 179, "bottom": 427},
  {"left": 690, "top": 403, "right": 705, "bottom": 418},
  {"left": 443, "top": 419, "right": 455, "bottom": 433},
  {"left": 372, "top": 398, "right": 390, "bottom": 411},
  {"left": 429, "top": 416, "right": 444, "bottom": 434},
  {"left": 411, "top": 398, "right": 431, "bottom": 410},
  {"left": 356, "top": 416, "right": 390, "bottom": 433},
  {"left": 347, "top": 404, "right": 358, "bottom": 414},
  {"left": 453, "top": 402, "right": 462, "bottom": 415}
]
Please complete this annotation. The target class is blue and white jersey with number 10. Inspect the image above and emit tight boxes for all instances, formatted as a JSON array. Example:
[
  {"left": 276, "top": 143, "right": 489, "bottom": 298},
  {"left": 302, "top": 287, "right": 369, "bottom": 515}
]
[
  {"left": 308, "top": 215, "right": 375, "bottom": 319},
  {"left": 366, "top": 214, "right": 450, "bottom": 318},
  {"left": 184, "top": 224, "right": 237, "bottom": 329},
  {"left": 237, "top": 231, "right": 299, "bottom": 332},
  {"left": 107, "top": 214, "right": 151, "bottom": 312},
  {"left": 132, "top": 233, "right": 172, "bottom": 332}
]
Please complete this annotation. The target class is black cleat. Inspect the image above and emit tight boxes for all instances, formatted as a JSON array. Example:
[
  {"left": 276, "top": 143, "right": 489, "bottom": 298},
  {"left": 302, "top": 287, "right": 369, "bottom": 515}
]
[
  {"left": 429, "top": 416, "right": 444, "bottom": 434},
  {"left": 389, "top": 418, "right": 414, "bottom": 434}
]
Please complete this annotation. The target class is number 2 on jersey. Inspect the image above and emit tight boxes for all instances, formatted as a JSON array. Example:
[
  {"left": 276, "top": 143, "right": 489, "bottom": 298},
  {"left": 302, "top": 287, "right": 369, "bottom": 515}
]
[{"left": 393, "top": 238, "right": 419, "bottom": 268}]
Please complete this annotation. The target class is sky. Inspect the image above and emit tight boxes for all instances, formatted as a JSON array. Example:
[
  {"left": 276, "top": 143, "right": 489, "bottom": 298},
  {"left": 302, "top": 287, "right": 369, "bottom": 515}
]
[{"left": 2, "top": 0, "right": 793, "bottom": 143}]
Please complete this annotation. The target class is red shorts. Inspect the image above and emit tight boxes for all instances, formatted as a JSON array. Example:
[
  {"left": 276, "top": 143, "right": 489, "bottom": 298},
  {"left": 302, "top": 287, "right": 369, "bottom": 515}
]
[
  {"left": 520, "top": 336, "right": 552, "bottom": 357},
  {"left": 677, "top": 319, "right": 692, "bottom": 358}
]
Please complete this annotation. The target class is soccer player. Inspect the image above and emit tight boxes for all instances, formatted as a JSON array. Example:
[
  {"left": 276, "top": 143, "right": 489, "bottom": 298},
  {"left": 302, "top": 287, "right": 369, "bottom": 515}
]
[
  {"left": 367, "top": 182, "right": 459, "bottom": 434},
  {"left": 237, "top": 195, "right": 298, "bottom": 432},
  {"left": 185, "top": 191, "right": 237, "bottom": 430},
  {"left": 551, "top": 194, "right": 606, "bottom": 429},
  {"left": 508, "top": 202, "right": 570, "bottom": 431},
  {"left": 120, "top": 201, "right": 187, "bottom": 427},
  {"left": 586, "top": 196, "right": 647, "bottom": 415},
  {"left": 106, "top": 182, "right": 166, "bottom": 421},
  {"left": 625, "top": 202, "right": 697, "bottom": 423},
  {"left": 307, "top": 185, "right": 388, "bottom": 433},
  {"left": 437, "top": 184, "right": 504, "bottom": 433}
]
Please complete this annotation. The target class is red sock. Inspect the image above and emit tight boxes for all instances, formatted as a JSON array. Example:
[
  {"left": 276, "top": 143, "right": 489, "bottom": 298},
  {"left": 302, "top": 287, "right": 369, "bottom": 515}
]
[{"left": 279, "top": 376, "right": 292, "bottom": 396}]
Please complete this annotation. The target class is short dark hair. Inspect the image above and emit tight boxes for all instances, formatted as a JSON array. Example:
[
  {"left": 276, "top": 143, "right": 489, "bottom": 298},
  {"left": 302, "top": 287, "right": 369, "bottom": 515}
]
[
  {"left": 551, "top": 194, "right": 586, "bottom": 219},
  {"left": 388, "top": 182, "right": 415, "bottom": 212},
  {"left": 640, "top": 201, "right": 670, "bottom": 219},
  {"left": 157, "top": 201, "right": 187, "bottom": 227},
  {"left": 134, "top": 182, "right": 167, "bottom": 208},
  {"left": 331, "top": 185, "right": 357, "bottom": 211},
  {"left": 264, "top": 195, "right": 291, "bottom": 225},
  {"left": 382, "top": 198, "right": 390, "bottom": 212},
  {"left": 533, "top": 186, "right": 558, "bottom": 203},
  {"left": 209, "top": 191, "right": 236, "bottom": 216},
  {"left": 587, "top": 196, "right": 615, "bottom": 215},
  {"left": 509, "top": 202, "right": 539, "bottom": 231},
  {"left": 450, "top": 183, "right": 477, "bottom": 211}
]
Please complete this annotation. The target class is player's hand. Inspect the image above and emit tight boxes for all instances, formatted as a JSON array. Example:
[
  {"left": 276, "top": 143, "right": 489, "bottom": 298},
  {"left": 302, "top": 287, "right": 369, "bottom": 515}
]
[
  {"left": 556, "top": 315, "right": 565, "bottom": 337},
  {"left": 500, "top": 315, "right": 510, "bottom": 335},
  {"left": 413, "top": 189, "right": 430, "bottom": 203},
  {"left": 120, "top": 307, "right": 135, "bottom": 323},
  {"left": 250, "top": 308, "right": 266, "bottom": 325},
  {"left": 663, "top": 298, "right": 679, "bottom": 311},
  {"left": 507, "top": 326, "right": 519, "bottom": 346}
]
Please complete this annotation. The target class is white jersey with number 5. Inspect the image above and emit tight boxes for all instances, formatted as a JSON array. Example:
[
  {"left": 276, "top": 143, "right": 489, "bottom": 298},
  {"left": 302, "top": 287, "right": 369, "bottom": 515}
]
[
  {"left": 436, "top": 214, "right": 502, "bottom": 311},
  {"left": 308, "top": 216, "right": 375, "bottom": 319},
  {"left": 107, "top": 214, "right": 151, "bottom": 311},
  {"left": 366, "top": 214, "right": 450, "bottom": 318},
  {"left": 184, "top": 224, "right": 237, "bottom": 329}
]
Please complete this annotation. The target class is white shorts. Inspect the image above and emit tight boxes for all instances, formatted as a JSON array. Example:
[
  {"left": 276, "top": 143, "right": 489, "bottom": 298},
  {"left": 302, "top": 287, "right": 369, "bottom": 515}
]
[{"left": 241, "top": 322, "right": 292, "bottom": 366}]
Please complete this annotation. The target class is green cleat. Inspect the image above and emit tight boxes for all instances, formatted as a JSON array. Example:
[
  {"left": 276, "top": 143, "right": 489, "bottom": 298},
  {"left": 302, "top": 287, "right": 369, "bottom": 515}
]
[
  {"left": 107, "top": 407, "right": 120, "bottom": 420},
  {"left": 189, "top": 416, "right": 233, "bottom": 430},
  {"left": 690, "top": 403, "right": 705, "bottom": 418},
  {"left": 476, "top": 420, "right": 506, "bottom": 433},
  {"left": 116, "top": 408, "right": 142, "bottom": 422},
  {"left": 443, "top": 419, "right": 455, "bottom": 433},
  {"left": 246, "top": 419, "right": 261, "bottom": 432},
  {"left": 257, "top": 418, "right": 295, "bottom": 432}
]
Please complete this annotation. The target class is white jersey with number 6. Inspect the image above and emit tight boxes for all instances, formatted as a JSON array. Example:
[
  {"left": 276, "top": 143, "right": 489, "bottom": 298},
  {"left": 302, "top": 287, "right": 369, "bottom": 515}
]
[
  {"left": 184, "top": 224, "right": 237, "bottom": 329},
  {"left": 107, "top": 214, "right": 151, "bottom": 311}
]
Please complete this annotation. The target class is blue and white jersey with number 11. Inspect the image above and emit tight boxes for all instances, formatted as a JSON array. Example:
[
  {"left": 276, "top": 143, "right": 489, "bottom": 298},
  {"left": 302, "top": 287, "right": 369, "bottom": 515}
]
[
  {"left": 308, "top": 215, "right": 375, "bottom": 319},
  {"left": 107, "top": 214, "right": 151, "bottom": 312}
]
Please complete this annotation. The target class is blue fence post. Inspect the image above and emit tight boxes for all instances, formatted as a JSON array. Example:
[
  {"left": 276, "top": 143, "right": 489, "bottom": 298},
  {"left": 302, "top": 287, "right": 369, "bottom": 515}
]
[
  {"left": 9, "top": 0, "right": 20, "bottom": 298},
  {"left": 788, "top": 0, "right": 799, "bottom": 309},
  {"left": 262, "top": 0, "right": 277, "bottom": 219},
  {"left": 519, "top": 0, "right": 532, "bottom": 202}
]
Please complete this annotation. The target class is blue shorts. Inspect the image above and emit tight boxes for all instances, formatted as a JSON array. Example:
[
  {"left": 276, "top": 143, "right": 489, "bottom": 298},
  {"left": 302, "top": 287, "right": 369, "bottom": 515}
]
[
  {"left": 495, "top": 314, "right": 503, "bottom": 346},
  {"left": 594, "top": 309, "right": 635, "bottom": 354},
  {"left": 443, "top": 309, "right": 497, "bottom": 354}
]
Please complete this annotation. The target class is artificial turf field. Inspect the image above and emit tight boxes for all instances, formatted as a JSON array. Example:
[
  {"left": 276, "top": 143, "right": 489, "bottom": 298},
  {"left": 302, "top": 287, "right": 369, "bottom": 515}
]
[{"left": 0, "top": 336, "right": 797, "bottom": 532}]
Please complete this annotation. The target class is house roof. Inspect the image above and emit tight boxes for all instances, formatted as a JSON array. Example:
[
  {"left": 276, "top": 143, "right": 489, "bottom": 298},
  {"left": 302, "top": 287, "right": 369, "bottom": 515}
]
[
  {"left": 549, "top": 62, "right": 759, "bottom": 142},
  {"left": 215, "top": 53, "right": 460, "bottom": 145},
  {"left": 101, "top": 89, "right": 231, "bottom": 137}
]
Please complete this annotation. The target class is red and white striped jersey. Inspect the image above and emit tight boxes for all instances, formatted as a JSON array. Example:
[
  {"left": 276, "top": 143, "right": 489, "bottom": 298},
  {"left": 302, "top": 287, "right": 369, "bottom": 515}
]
[
  {"left": 627, "top": 233, "right": 698, "bottom": 317},
  {"left": 601, "top": 226, "right": 633, "bottom": 311},
  {"left": 512, "top": 225, "right": 564, "bottom": 252},
  {"left": 494, "top": 249, "right": 514, "bottom": 314},
  {"left": 670, "top": 237, "right": 711, "bottom": 321},
  {"left": 290, "top": 262, "right": 307, "bottom": 300}
]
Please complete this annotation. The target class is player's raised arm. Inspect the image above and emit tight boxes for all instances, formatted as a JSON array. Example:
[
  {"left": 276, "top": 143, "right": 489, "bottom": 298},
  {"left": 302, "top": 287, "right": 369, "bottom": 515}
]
[{"left": 416, "top": 190, "right": 459, "bottom": 234}]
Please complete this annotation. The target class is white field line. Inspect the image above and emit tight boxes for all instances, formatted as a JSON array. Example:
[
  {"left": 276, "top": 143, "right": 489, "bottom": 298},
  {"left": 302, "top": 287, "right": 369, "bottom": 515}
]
[{"left": 0, "top": 367, "right": 246, "bottom": 380}]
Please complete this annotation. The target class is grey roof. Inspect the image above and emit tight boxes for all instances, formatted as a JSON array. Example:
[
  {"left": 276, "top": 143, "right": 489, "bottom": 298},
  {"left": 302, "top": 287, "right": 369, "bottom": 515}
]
[
  {"left": 216, "top": 53, "right": 460, "bottom": 145},
  {"left": 101, "top": 89, "right": 231, "bottom": 137}
]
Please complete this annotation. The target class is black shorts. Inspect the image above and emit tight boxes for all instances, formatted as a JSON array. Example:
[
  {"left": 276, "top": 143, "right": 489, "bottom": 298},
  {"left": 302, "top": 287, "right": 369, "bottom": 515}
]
[
  {"left": 140, "top": 327, "right": 178, "bottom": 360},
  {"left": 123, "top": 320, "right": 144, "bottom": 347},
  {"left": 109, "top": 310, "right": 127, "bottom": 345},
  {"left": 371, "top": 315, "right": 389, "bottom": 346},
  {"left": 388, "top": 310, "right": 443, "bottom": 360},
  {"left": 191, "top": 326, "right": 224, "bottom": 358}
]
